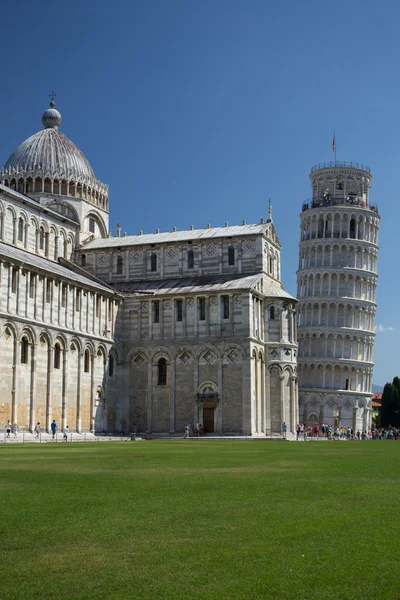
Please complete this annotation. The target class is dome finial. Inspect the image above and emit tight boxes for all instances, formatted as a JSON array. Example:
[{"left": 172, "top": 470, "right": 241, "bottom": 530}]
[{"left": 42, "top": 91, "right": 61, "bottom": 129}]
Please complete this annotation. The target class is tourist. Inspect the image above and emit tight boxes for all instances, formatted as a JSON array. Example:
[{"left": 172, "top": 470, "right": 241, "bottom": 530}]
[
  {"left": 282, "top": 422, "right": 287, "bottom": 439},
  {"left": 303, "top": 424, "right": 307, "bottom": 441},
  {"left": 5, "top": 420, "right": 11, "bottom": 438},
  {"left": 51, "top": 420, "right": 57, "bottom": 439},
  {"left": 296, "top": 424, "right": 300, "bottom": 441},
  {"left": 35, "top": 422, "right": 41, "bottom": 440},
  {"left": 13, "top": 423, "right": 19, "bottom": 437},
  {"left": 63, "top": 425, "right": 70, "bottom": 441},
  {"left": 299, "top": 424, "right": 304, "bottom": 440}
]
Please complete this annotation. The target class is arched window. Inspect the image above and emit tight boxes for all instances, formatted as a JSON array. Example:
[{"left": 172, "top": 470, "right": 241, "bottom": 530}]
[
  {"left": 158, "top": 357, "right": 167, "bottom": 385},
  {"left": 117, "top": 255, "right": 123, "bottom": 274},
  {"left": 84, "top": 349, "right": 91, "bottom": 373},
  {"left": 109, "top": 354, "right": 114, "bottom": 377},
  {"left": 350, "top": 219, "right": 356, "bottom": 239},
  {"left": 20, "top": 336, "right": 29, "bottom": 364},
  {"left": 18, "top": 218, "right": 24, "bottom": 242},
  {"left": 39, "top": 227, "right": 45, "bottom": 250},
  {"left": 228, "top": 246, "right": 235, "bottom": 266},
  {"left": 151, "top": 253, "right": 157, "bottom": 272},
  {"left": 188, "top": 249, "right": 194, "bottom": 269},
  {"left": 54, "top": 343, "right": 61, "bottom": 369},
  {"left": 269, "top": 256, "right": 273, "bottom": 274},
  {"left": 269, "top": 306, "right": 275, "bottom": 320}
]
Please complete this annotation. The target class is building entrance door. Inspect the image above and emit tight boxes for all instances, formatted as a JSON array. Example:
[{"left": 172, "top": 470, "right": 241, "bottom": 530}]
[{"left": 203, "top": 408, "right": 215, "bottom": 433}]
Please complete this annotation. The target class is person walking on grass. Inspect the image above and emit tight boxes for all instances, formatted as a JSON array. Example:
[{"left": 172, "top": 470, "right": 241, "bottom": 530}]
[
  {"left": 35, "top": 422, "right": 40, "bottom": 440},
  {"left": 51, "top": 420, "right": 57, "bottom": 439},
  {"left": 63, "top": 425, "right": 69, "bottom": 442},
  {"left": 5, "top": 421, "right": 11, "bottom": 438},
  {"left": 282, "top": 422, "right": 287, "bottom": 439},
  {"left": 13, "top": 423, "right": 19, "bottom": 438}
]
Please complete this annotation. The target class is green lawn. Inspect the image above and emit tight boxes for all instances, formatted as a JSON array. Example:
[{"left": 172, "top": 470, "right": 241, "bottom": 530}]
[{"left": 0, "top": 440, "right": 399, "bottom": 600}]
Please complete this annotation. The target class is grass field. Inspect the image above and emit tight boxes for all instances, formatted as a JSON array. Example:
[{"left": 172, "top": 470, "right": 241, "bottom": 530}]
[{"left": 0, "top": 440, "right": 399, "bottom": 600}]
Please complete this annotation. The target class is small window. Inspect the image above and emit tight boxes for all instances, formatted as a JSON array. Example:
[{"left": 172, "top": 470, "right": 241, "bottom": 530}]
[
  {"left": 109, "top": 354, "right": 114, "bottom": 377},
  {"left": 61, "top": 284, "right": 67, "bottom": 308},
  {"left": 228, "top": 246, "right": 235, "bottom": 266},
  {"left": 89, "top": 217, "right": 95, "bottom": 234},
  {"left": 81, "top": 254, "right": 86, "bottom": 267},
  {"left": 269, "top": 306, "right": 275, "bottom": 320},
  {"left": 46, "top": 280, "right": 52, "bottom": 303},
  {"left": 269, "top": 256, "right": 273, "bottom": 274},
  {"left": 198, "top": 298, "right": 206, "bottom": 321},
  {"left": 21, "top": 337, "right": 29, "bottom": 364},
  {"left": 96, "top": 296, "right": 101, "bottom": 317},
  {"left": 108, "top": 299, "right": 112, "bottom": 321},
  {"left": 39, "top": 227, "right": 45, "bottom": 251},
  {"left": 345, "top": 378, "right": 350, "bottom": 390},
  {"left": 117, "top": 255, "right": 123, "bottom": 274},
  {"left": 18, "top": 218, "right": 24, "bottom": 242},
  {"left": 75, "top": 289, "right": 81, "bottom": 312},
  {"left": 151, "top": 253, "right": 157, "bottom": 272},
  {"left": 153, "top": 300, "right": 160, "bottom": 323},
  {"left": 84, "top": 349, "right": 90, "bottom": 373},
  {"left": 158, "top": 357, "right": 167, "bottom": 385},
  {"left": 221, "top": 295, "right": 229, "bottom": 319},
  {"left": 176, "top": 299, "right": 183, "bottom": 322},
  {"left": 188, "top": 249, "right": 194, "bottom": 269},
  {"left": 29, "top": 274, "right": 35, "bottom": 299},
  {"left": 11, "top": 268, "right": 18, "bottom": 294},
  {"left": 54, "top": 343, "right": 61, "bottom": 369}
]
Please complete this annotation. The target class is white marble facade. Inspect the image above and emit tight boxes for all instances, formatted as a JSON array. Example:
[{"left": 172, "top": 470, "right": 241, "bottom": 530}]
[
  {"left": 297, "top": 163, "right": 380, "bottom": 431},
  {"left": 0, "top": 102, "right": 298, "bottom": 436}
]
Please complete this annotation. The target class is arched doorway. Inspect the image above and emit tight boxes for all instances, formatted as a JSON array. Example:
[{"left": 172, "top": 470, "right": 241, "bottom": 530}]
[{"left": 197, "top": 383, "right": 218, "bottom": 433}]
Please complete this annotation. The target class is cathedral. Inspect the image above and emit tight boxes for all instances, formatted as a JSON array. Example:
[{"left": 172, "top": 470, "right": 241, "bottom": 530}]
[{"left": 0, "top": 101, "right": 298, "bottom": 437}]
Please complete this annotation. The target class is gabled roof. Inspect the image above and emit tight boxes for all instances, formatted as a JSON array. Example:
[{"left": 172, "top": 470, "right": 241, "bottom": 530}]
[
  {"left": 0, "top": 242, "right": 116, "bottom": 295},
  {"left": 109, "top": 273, "right": 296, "bottom": 300},
  {"left": 82, "top": 222, "right": 275, "bottom": 249}
]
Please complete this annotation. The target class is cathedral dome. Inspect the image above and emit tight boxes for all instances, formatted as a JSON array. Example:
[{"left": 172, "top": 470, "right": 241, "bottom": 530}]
[{"left": 3, "top": 102, "right": 96, "bottom": 182}]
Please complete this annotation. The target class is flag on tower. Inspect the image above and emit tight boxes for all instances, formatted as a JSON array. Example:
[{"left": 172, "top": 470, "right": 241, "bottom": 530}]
[{"left": 332, "top": 132, "right": 336, "bottom": 153}]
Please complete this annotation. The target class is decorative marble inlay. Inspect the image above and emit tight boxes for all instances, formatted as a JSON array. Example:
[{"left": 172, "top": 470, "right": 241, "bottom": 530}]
[
  {"left": 243, "top": 240, "right": 255, "bottom": 253},
  {"left": 177, "top": 351, "right": 192, "bottom": 365},
  {"left": 99, "top": 253, "right": 108, "bottom": 265},
  {"left": 234, "top": 295, "right": 242, "bottom": 305},
  {"left": 201, "top": 350, "right": 216, "bottom": 365},
  {"left": 205, "top": 243, "right": 216, "bottom": 256},
  {"left": 226, "top": 349, "right": 240, "bottom": 364},
  {"left": 133, "top": 353, "right": 146, "bottom": 367},
  {"left": 187, "top": 298, "right": 194, "bottom": 308},
  {"left": 166, "top": 247, "right": 178, "bottom": 259},
  {"left": 140, "top": 301, "right": 149, "bottom": 311},
  {"left": 131, "top": 250, "right": 143, "bottom": 263}
]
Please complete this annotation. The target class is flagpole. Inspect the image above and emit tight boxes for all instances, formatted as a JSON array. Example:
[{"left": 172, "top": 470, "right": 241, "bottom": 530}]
[{"left": 334, "top": 130, "right": 336, "bottom": 165}]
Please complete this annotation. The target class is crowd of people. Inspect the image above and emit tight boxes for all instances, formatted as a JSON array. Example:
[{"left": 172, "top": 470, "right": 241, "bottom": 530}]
[
  {"left": 4, "top": 420, "right": 71, "bottom": 441},
  {"left": 291, "top": 423, "right": 400, "bottom": 441},
  {"left": 184, "top": 423, "right": 204, "bottom": 438}
]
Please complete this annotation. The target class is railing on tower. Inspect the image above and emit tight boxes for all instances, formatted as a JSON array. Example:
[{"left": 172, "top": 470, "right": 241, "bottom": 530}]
[
  {"left": 302, "top": 197, "right": 378, "bottom": 214},
  {"left": 311, "top": 161, "right": 371, "bottom": 173}
]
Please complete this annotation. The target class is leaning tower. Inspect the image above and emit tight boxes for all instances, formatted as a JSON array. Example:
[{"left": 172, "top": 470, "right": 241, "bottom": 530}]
[{"left": 297, "top": 161, "right": 380, "bottom": 431}]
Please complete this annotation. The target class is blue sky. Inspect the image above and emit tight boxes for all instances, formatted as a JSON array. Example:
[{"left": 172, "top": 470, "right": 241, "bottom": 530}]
[{"left": 0, "top": 0, "right": 399, "bottom": 385}]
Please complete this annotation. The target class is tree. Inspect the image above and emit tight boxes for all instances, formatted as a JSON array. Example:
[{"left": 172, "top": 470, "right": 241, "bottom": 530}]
[
  {"left": 380, "top": 382, "right": 396, "bottom": 428},
  {"left": 391, "top": 377, "right": 400, "bottom": 427}
]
